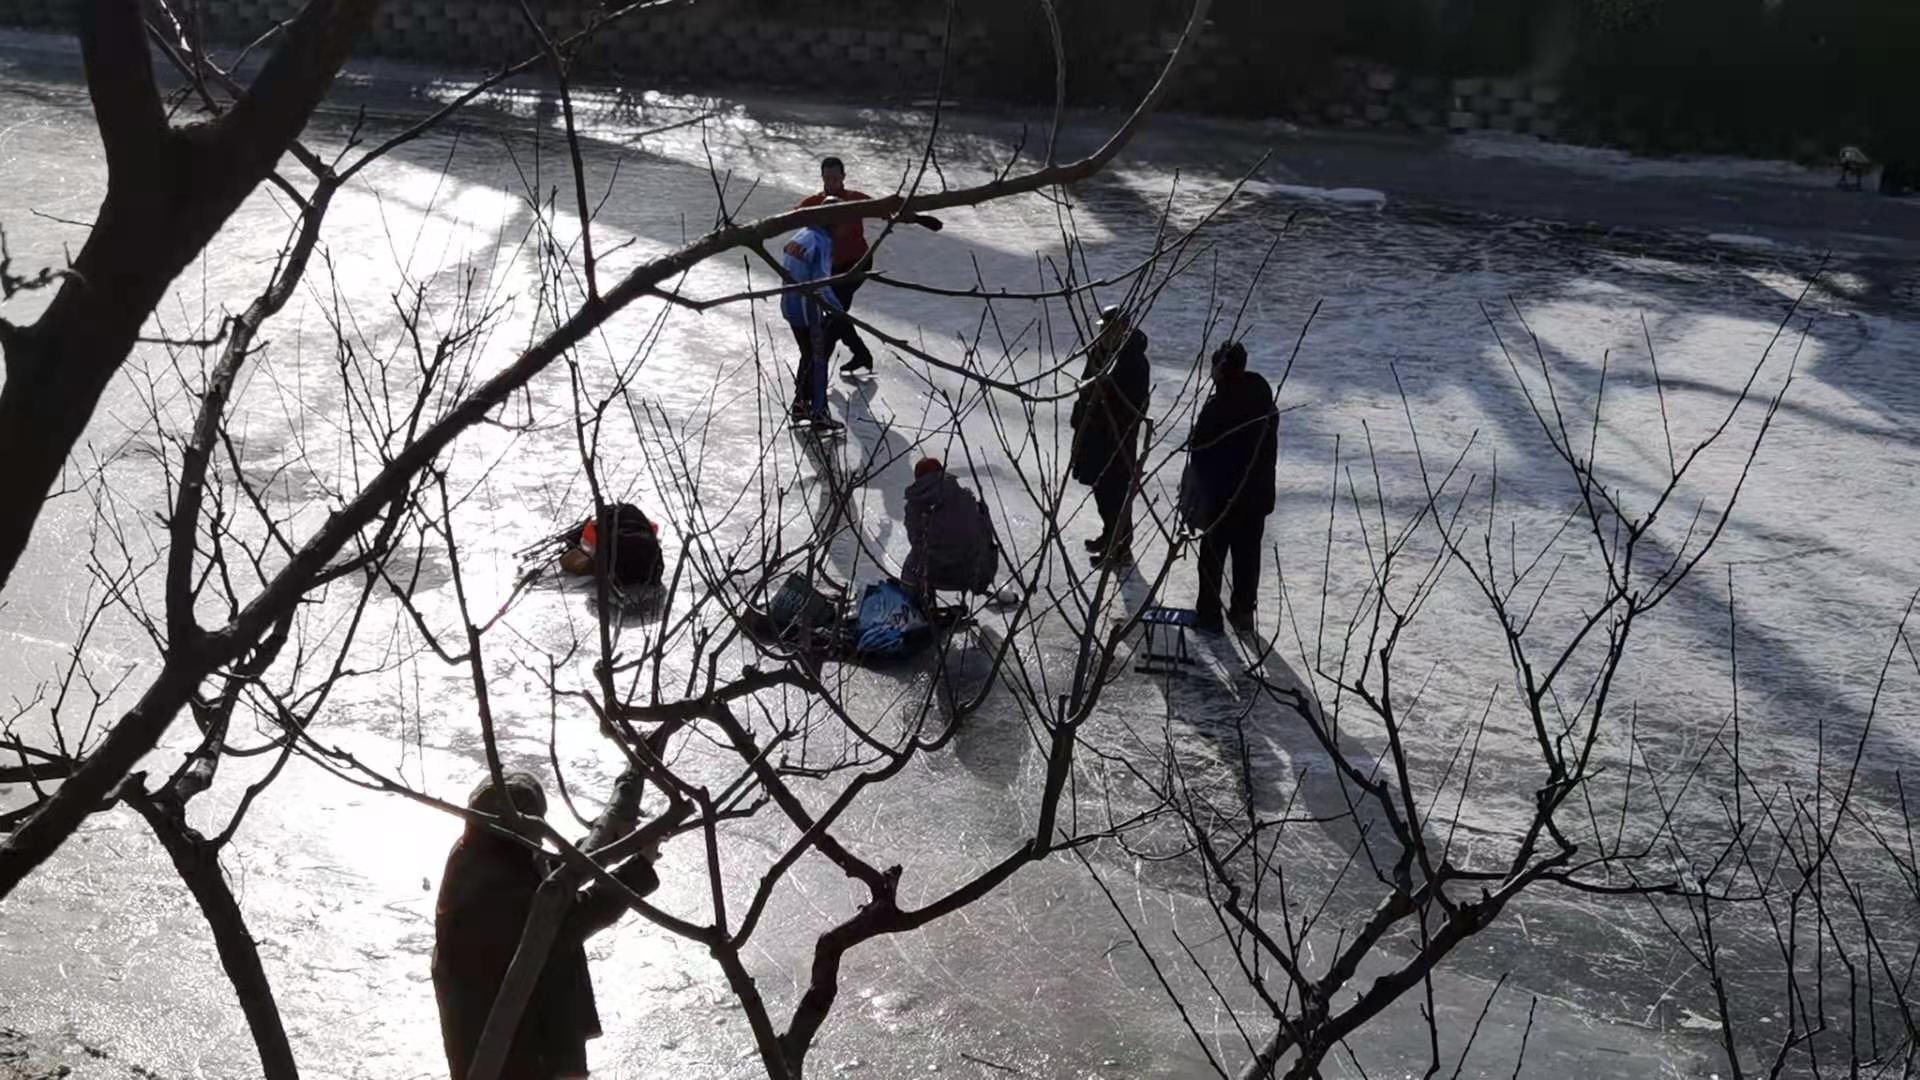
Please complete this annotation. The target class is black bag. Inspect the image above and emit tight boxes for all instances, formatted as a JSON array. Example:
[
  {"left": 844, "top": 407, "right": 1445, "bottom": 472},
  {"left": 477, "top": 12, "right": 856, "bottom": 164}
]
[
  {"left": 768, "top": 573, "right": 837, "bottom": 634},
  {"left": 570, "top": 502, "right": 665, "bottom": 588}
]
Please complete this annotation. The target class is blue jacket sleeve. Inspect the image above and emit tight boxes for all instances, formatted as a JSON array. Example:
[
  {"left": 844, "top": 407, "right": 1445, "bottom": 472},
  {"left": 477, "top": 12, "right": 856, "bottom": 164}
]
[
  {"left": 809, "top": 235, "right": 843, "bottom": 314},
  {"left": 781, "top": 230, "right": 842, "bottom": 327},
  {"left": 779, "top": 247, "right": 807, "bottom": 326}
]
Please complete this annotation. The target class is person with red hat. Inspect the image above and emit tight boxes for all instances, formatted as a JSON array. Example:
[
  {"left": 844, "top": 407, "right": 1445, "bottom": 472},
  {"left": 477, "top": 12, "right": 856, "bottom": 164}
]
[{"left": 900, "top": 456, "right": 999, "bottom": 603}]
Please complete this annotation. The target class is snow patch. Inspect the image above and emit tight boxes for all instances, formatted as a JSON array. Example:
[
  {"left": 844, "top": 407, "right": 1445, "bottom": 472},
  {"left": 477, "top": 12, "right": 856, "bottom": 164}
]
[
  {"left": 1105, "top": 169, "right": 1387, "bottom": 229},
  {"left": 1706, "top": 233, "right": 1778, "bottom": 249},
  {"left": 1451, "top": 131, "right": 1821, "bottom": 186},
  {"left": 1677, "top": 1008, "right": 1724, "bottom": 1032},
  {"left": 1262, "top": 182, "right": 1389, "bottom": 209}
]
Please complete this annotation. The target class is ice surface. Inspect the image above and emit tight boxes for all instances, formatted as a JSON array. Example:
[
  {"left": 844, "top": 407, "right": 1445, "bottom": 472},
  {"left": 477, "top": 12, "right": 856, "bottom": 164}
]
[{"left": 0, "top": 35, "right": 1916, "bottom": 1080}]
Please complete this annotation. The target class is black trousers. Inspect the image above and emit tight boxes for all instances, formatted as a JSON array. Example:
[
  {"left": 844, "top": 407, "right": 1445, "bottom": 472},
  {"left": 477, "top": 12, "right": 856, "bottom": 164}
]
[
  {"left": 1091, "top": 465, "right": 1136, "bottom": 553},
  {"left": 790, "top": 323, "right": 825, "bottom": 411},
  {"left": 1197, "top": 512, "right": 1265, "bottom": 620},
  {"left": 825, "top": 276, "right": 873, "bottom": 367}
]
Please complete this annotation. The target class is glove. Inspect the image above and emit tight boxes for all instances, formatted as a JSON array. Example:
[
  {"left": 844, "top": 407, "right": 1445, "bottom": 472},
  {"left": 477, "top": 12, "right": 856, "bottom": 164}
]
[
  {"left": 857, "top": 623, "right": 904, "bottom": 656},
  {"left": 918, "top": 214, "right": 944, "bottom": 232}
]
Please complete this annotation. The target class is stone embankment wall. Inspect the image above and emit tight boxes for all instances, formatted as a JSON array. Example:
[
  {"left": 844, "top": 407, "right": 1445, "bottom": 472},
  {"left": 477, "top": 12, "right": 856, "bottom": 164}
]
[
  {"left": 0, "top": 1, "right": 1565, "bottom": 140},
  {"left": 1279, "top": 63, "right": 1564, "bottom": 139}
]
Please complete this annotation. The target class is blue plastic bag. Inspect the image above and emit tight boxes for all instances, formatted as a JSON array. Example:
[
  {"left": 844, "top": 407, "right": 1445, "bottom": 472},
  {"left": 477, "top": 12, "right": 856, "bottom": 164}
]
[{"left": 852, "top": 579, "right": 932, "bottom": 659}]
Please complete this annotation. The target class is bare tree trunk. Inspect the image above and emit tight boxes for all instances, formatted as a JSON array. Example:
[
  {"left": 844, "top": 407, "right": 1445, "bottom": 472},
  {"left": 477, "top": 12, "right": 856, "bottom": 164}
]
[
  {"left": 0, "top": 657, "right": 203, "bottom": 894},
  {"left": 0, "top": 0, "right": 1213, "bottom": 915},
  {"left": 125, "top": 790, "right": 299, "bottom": 1080},
  {"left": 0, "top": 0, "right": 380, "bottom": 590}
]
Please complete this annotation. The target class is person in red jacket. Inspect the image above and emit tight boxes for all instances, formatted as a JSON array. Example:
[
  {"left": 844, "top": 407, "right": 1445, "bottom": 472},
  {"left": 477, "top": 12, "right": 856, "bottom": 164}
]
[{"left": 796, "top": 155, "right": 944, "bottom": 376}]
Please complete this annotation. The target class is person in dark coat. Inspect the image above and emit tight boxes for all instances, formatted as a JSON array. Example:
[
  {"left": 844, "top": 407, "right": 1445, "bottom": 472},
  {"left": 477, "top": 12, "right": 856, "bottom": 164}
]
[
  {"left": 556, "top": 502, "right": 665, "bottom": 589},
  {"left": 900, "top": 456, "right": 999, "bottom": 602},
  {"left": 432, "top": 771, "right": 660, "bottom": 1080},
  {"left": 1069, "top": 306, "right": 1151, "bottom": 568},
  {"left": 1184, "top": 341, "right": 1279, "bottom": 633}
]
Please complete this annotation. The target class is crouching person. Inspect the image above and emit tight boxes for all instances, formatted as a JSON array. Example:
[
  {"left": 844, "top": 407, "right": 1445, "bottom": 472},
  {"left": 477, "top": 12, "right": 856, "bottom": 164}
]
[
  {"left": 432, "top": 771, "right": 661, "bottom": 1080},
  {"left": 557, "top": 502, "right": 665, "bottom": 591},
  {"left": 900, "top": 457, "right": 999, "bottom": 605}
]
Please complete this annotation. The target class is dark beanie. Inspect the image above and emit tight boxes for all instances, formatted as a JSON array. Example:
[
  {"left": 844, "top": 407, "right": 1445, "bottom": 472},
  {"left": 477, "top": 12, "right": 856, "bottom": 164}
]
[
  {"left": 467, "top": 770, "right": 547, "bottom": 818},
  {"left": 913, "top": 457, "right": 943, "bottom": 479},
  {"left": 1212, "top": 341, "right": 1248, "bottom": 373}
]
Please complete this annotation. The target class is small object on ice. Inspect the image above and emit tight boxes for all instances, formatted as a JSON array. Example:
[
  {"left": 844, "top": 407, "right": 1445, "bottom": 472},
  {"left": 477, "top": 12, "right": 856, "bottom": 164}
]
[
  {"left": 769, "top": 573, "right": 838, "bottom": 635},
  {"left": 868, "top": 990, "right": 918, "bottom": 1018},
  {"left": 1678, "top": 1007, "right": 1724, "bottom": 1031},
  {"left": 1136, "top": 606, "right": 1198, "bottom": 676}
]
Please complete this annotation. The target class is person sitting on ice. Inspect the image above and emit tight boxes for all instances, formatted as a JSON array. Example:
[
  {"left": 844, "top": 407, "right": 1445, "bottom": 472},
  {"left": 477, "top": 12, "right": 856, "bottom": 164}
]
[
  {"left": 556, "top": 501, "right": 665, "bottom": 590},
  {"left": 900, "top": 456, "right": 1000, "bottom": 606}
]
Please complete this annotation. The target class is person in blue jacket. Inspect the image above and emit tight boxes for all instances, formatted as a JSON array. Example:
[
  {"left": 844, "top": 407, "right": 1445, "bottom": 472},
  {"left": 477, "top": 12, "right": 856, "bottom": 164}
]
[{"left": 780, "top": 207, "right": 845, "bottom": 431}]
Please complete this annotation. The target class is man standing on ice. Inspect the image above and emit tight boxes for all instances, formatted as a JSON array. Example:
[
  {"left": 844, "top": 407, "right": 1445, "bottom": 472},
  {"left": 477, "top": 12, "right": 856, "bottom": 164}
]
[
  {"left": 780, "top": 208, "right": 846, "bottom": 432},
  {"left": 432, "top": 771, "right": 661, "bottom": 1080},
  {"left": 796, "top": 155, "right": 944, "bottom": 377},
  {"left": 1070, "top": 305, "right": 1151, "bottom": 569},
  {"left": 1182, "top": 341, "right": 1279, "bottom": 634}
]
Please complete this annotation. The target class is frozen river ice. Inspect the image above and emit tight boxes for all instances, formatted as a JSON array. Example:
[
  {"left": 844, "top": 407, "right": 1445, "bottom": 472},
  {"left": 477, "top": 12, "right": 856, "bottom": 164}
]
[{"left": 1, "top": 29, "right": 1917, "bottom": 1080}]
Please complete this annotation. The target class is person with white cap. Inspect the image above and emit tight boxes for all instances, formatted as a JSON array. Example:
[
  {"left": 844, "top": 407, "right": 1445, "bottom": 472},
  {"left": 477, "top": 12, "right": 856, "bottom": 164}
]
[{"left": 780, "top": 204, "right": 846, "bottom": 432}]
